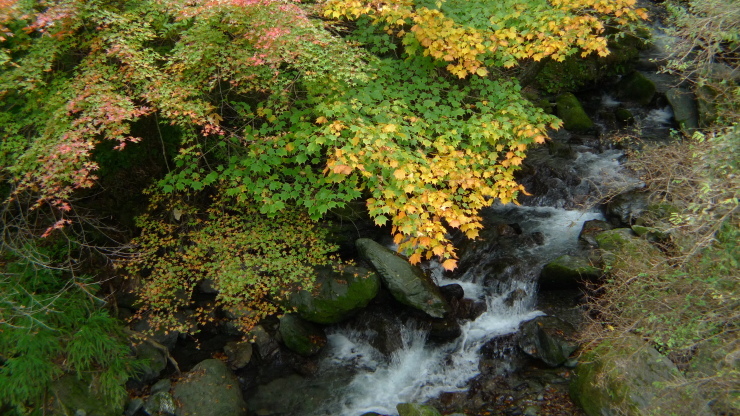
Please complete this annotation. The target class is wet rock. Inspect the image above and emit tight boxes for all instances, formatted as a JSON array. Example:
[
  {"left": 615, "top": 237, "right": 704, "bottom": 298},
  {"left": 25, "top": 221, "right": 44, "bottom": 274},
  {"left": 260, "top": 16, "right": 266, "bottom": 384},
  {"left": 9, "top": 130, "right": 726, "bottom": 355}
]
[
  {"left": 143, "top": 391, "right": 176, "bottom": 416},
  {"left": 439, "top": 284, "right": 465, "bottom": 301},
  {"left": 504, "top": 288, "right": 528, "bottom": 307},
  {"left": 616, "top": 71, "right": 656, "bottom": 105},
  {"left": 547, "top": 140, "right": 577, "bottom": 160},
  {"left": 125, "top": 398, "right": 144, "bottom": 416},
  {"left": 429, "top": 317, "right": 462, "bottom": 340},
  {"left": 396, "top": 403, "right": 443, "bottom": 416},
  {"left": 666, "top": 87, "right": 698, "bottom": 131},
  {"left": 605, "top": 190, "right": 649, "bottom": 226},
  {"left": 349, "top": 308, "right": 404, "bottom": 356},
  {"left": 518, "top": 316, "right": 578, "bottom": 367},
  {"left": 224, "top": 341, "right": 253, "bottom": 369},
  {"left": 172, "top": 359, "right": 247, "bottom": 416},
  {"left": 578, "top": 220, "right": 613, "bottom": 248},
  {"left": 556, "top": 93, "right": 594, "bottom": 132},
  {"left": 356, "top": 238, "right": 450, "bottom": 318},
  {"left": 540, "top": 255, "right": 601, "bottom": 289},
  {"left": 50, "top": 375, "right": 123, "bottom": 416},
  {"left": 450, "top": 298, "right": 487, "bottom": 321},
  {"left": 278, "top": 314, "right": 326, "bottom": 357},
  {"left": 288, "top": 265, "right": 380, "bottom": 324},
  {"left": 570, "top": 336, "right": 713, "bottom": 416}
]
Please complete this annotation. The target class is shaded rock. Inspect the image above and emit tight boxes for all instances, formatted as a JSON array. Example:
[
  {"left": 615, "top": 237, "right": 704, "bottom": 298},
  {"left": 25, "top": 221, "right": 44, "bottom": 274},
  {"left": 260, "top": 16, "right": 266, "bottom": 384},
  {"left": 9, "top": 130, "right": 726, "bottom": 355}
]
[
  {"left": 570, "top": 336, "right": 713, "bottom": 416},
  {"left": 132, "top": 318, "right": 180, "bottom": 352},
  {"left": 606, "top": 190, "right": 649, "bottom": 226},
  {"left": 151, "top": 378, "right": 172, "bottom": 394},
  {"left": 224, "top": 341, "right": 253, "bottom": 370},
  {"left": 50, "top": 375, "right": 123, "bottom": 416},
  {"left": 250, "top": 325, "right": 279, "bottom": 360},
  {"left": 289, "top": 265, "right": 380, "bottom": 324},
  {"left": 356, "top": 238, "right": 450, "bottom": 318},
  {"left": 278, "top": 313, "right": 326, "bottom": 357},
  {"left": 518, "top": 316, "right": 579, "bottom": 367},
  {"left": 450, "top": 298, "right": 487, "bottom": 321},
  {"left": 616, "top": 71, "right": 656, "bottom": 105},
  {"left": 429, "top": 317, "right": 462, "bottom": 341},
  {"left": 349, "top": 308, "right": 404, "bottom": 356},
  {"left": 144, "top": 391, "right": 176, "bottom": 416},
  {"left": 132, "top": 341, "right": 168, "bottom": 384},
  {"left": 614, "top": 107, "right": 634, "bottom": 123},
  {"left": 397, "top": 403, "right": 443, "bottom": 416},
  {"left": 439, "top": 284, "right": 465, "bottom": 301},
  {"left": 125, "top": 399, "right": 144, "bottom": 416},
  {"left": 578, "top": 220, "right": 614, "bottom": 248},
  {"left": 666, "top": 87, "right": 699, "bottom": 131},
  {"left": 556, "top": 93, "right": 594, "bottom": 132},
  {"left": 172, "top": 359, "right": 247, "bottom": 416},
  {"left": 540, "top": 255, "right": 601, "bottom": 289}
]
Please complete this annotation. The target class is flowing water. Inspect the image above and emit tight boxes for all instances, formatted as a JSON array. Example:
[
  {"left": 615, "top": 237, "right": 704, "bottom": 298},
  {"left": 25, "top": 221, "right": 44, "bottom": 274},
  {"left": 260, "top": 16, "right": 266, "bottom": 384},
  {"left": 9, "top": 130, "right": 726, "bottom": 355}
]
[{"left": 247, "top": 31, "right": 680, "bottom": 414}]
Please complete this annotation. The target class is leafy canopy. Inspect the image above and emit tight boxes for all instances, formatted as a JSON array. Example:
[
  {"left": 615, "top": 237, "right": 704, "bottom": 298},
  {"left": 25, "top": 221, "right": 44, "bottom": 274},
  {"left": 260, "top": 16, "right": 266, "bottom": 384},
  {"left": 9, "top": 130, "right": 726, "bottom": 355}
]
[{"left": 0, "top": 0, "right": 645, "bottom": 274}]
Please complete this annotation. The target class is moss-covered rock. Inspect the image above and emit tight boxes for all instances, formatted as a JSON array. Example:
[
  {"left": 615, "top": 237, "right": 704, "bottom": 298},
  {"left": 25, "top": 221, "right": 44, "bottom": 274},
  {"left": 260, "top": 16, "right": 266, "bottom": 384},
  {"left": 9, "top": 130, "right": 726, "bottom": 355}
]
[
  {"left": 288, "top": 265, "right": 380, "bottom": 324},
  {"left": 579, "top": 219, "right": 614, "bottom": 248},
  {"left": 570, "top": 336, "right": 713, "bottom": 416},
  {"left": 614, "top": 107, "right": 634, "bottom": 123},
  {"left": 556, "top": 93, "right": 594, "bottom": 132},
  {"left": 397, "top": 403, "right": 443, "bottom": 416},
  {"left": 616, "top": 71, "right": 656, "bottom": 105},
  {"left": 50, "top": 375, "right": 123, "bottom": 416},
  {"left": 540, "top": 254, "right": 601, "bottom": 289},
  {"left": 278, "top": 313, "right": 326, "bottom": 357},
  {"left": 356, "top": 238, "right": 450, "bottom": 318}
]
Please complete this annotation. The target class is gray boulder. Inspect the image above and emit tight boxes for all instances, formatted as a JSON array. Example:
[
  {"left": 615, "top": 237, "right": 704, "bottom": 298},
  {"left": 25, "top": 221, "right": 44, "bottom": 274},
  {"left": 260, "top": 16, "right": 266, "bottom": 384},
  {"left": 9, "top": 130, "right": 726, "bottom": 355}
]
[
  {"left": 172, "top": 359, "right": 247, "bottom": 416},
  {"left": 518, "top": 316, "right": 579, "bottom": 367},
  {"left": 606, "top": 190, "right": 649, "bottom": 226},
  {"left": 666, "top": 88, "right": 699, "bottom": 131},
  {"left": 288, "top": 265, "right": 380, "bottom": 324},
  {"left": 570, "top": 336, "right": 713, "bottom": 415},
  {"left": 143, "top": 391, "right": 176, "bottom": 416},
  {"left": 223, "top": 341, "right": 253, "bottom": 369},
  {"left": 356, "top": 239, "right": 450, "bottom": 318}
]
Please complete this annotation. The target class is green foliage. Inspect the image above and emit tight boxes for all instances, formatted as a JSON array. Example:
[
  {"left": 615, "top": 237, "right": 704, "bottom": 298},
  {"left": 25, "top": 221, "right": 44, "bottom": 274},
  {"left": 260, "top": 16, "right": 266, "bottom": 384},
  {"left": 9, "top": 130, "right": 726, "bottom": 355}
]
[
  {"left": 126, "top": 191, "right": 340, "bottom": 334},
  {"left": 0, "top": 246, "right": 136, "bottom": 415}
]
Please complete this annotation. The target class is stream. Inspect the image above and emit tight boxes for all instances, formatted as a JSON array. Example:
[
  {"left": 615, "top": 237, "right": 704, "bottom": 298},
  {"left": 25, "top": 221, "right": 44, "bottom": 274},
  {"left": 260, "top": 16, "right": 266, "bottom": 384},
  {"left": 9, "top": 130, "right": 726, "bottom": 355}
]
[{"left": 245, "top": 92, "right": 675, "bottom": 415}]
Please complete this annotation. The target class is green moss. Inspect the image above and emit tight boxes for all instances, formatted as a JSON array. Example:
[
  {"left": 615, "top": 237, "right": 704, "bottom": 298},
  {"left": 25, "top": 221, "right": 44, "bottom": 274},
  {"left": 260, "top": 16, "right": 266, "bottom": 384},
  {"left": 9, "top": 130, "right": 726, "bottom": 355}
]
[
  {"left": 616, "top": 71, "right": 656, "bottom": 105},
  {"left": 556, "top": 93, "right": 594, "bottom": 132},
  {"left": 278, "top": 314, "right": 326, "bottom": 356}
]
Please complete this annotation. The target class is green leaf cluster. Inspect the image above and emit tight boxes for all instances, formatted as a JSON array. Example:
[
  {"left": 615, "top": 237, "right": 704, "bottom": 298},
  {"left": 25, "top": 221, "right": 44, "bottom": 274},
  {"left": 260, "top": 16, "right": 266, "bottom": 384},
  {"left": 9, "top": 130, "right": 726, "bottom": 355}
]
[{"left": 0, "top": 247, "right": 136, "bottom": 415}]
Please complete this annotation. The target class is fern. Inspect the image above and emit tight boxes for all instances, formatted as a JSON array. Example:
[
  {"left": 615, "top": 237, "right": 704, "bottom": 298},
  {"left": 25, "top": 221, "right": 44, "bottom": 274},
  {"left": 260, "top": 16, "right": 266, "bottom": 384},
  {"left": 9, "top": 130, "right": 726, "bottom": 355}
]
[{"left": 0, "top": 248, "right": 136, "bottom": 415}]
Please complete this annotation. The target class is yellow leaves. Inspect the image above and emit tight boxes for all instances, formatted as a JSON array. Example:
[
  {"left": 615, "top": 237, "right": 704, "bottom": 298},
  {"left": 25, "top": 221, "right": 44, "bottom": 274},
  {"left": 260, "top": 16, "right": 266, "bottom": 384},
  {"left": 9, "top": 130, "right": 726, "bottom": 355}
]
[
  {"left": 315, "top": 116, "right": 328, "bottom": 124},
  {"left": 382, "top": 123, "right": 397, "bottom": 133},
  {"left": 441, "top": 259, "right": 457, "bottom": 271},
  {"left": 475, "top": 67, "right": 489, "bottom": 77},
  {"left": 393, "top": 168, "right": 406, "bottom": 180},
  {"left": 409, "top": 252, "right": 422, "bottom": 265}
]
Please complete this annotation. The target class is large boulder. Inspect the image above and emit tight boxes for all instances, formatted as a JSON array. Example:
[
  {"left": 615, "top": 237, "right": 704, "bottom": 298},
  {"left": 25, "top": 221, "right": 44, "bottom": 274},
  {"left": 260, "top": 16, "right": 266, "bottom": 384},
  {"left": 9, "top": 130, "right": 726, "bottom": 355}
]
[
  {"left": 288, "top": 265, "right": 380, "bottom": 324},
  {"left": 396, "top": 403, "right": 443, "bottom": 416},
  {"left": 605, "top": 190, "right": 649, "bottom": 226},
  {"left": 578, "top": 219, "right": 614, "bottom": 248},
  {"left": 356, "top": 238, "right": 450, "bottom": 318},
  {"left": 278, "top": 313, "right": 327, "bottom": 357},
  {"left": 518, "top": 316, "right": 579, "bottom": 367},
  {"left": 570, "top": 336, "right": 713, "bottom": 416},
  {"left": 616, "top": 71, "right": 656, "bottom": 105},
  {"left": 172, "top": 359, "right": 247, "bottom": 416},
  {"left": 556, "top": 93, "right": 594, "bottom": 132},
  {"left": 666, "top": 87, "right": 699, "bottom": 131},
  {"left": 540, "top": 255, "right": 601, "bottom": 289}
]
